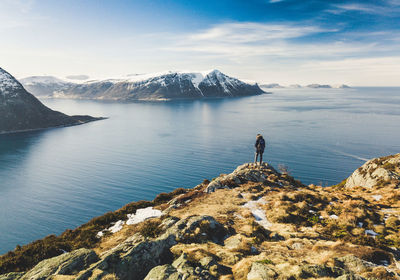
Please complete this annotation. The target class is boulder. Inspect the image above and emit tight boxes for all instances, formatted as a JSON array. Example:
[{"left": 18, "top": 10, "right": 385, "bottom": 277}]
[
  {"left": 144, "top": 265, "right": 181, "bottom": 280},
  {"left": 333, "top": 255, "right": 377, "bottom": 274},
  {"left": 300, "top": 264, "right": 345, "bottom": 278},
  {"left": 345, "top": 154, "right": 400, "bottom": 188},
  {"left": 247, "top": 262, "right": 277, "bottom": 280},
  {"left": 20, "top": 248, "right": 99, "bottom": 280}
]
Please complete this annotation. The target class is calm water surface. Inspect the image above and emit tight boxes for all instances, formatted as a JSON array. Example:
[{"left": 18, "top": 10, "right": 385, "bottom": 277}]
[{"left": 1, "top": 87, "right": 400, "bottom": 253}]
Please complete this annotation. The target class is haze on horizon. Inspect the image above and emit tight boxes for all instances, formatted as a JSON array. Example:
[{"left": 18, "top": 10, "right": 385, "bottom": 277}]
[{"left": 1, "top": 0, "right": 400, "bottom": 86}]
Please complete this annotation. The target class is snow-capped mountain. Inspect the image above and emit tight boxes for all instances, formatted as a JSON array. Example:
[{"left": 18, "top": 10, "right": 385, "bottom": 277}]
[
  {"left": 0, "top": 67, "right": 101, "bottom": 133},
  {"left": 21, "top": 70, "right": 265, "bottom": 101}
]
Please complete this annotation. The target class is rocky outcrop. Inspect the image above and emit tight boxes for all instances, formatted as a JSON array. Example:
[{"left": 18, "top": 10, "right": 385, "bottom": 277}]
[
  {"left": 345, "top": 153, "right": 400, "bottom": 188},
  {"left": 205, "top": 163, "right": 280, "bottom": 193},
  {"left": 247, "top": 262, "right": 277, "bottom": 280},
  {"left": 19, "top": 248, "right": 98, "bottom": 280},
  {"left": 0, "top": 67, "right": 103, "bottom": 134}
]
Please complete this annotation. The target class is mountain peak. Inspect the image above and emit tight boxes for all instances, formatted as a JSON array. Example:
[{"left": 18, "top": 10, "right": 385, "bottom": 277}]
[{"left": 0, "top": 67, "right": 24, "bottom": 97}]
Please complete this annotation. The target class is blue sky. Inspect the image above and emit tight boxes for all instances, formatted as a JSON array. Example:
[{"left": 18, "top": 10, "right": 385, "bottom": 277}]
[{"left": 1, "top": 0, "right": 400, "bottom": 85}]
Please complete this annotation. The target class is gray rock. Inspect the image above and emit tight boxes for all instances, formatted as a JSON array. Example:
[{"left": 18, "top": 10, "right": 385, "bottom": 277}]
[
  {"left": 335, "top": 274, "right": 366, "bottom": 280},
  {"left": 300, "top": 264, "right": 345, "bottom": 278},
  {"left": 334, "top": 255, "right": 377, "bottom": 274},
  {"left": 247, "top": 262, "right": 277, "bottom": 280},
  {"left": 20, "top": 248, "right": 98, "bottom": 280},
  {"left": 345, "top": 154, "right": 400, "bottom": 188},
  {"left": 144, "top": 265, "right": 182, "bottom": 280}
]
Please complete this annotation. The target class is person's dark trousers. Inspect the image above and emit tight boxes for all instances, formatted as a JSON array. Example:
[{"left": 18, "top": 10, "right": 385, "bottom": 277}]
[{"left": 254, "top": 151, "right": 263, "bottom": 164}]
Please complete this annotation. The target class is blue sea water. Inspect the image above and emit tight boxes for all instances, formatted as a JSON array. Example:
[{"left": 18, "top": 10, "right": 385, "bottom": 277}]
[{"left": 0, "top": 87, "right": 400, "bottom": 254}]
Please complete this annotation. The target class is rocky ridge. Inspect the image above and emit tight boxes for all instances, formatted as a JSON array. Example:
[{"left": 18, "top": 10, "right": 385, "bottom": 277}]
[
  {"left": 1, "top": 154, "right": 400, "bottom": 279},
  {"left": 20, "top": 70, "right": 265, "bottom": 101},
  {"left": 0, "top": 67, "right": 103, "bottom": 134}
]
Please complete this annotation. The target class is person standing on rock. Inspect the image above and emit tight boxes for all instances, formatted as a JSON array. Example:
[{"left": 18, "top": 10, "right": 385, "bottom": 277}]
[{"left": 254, "top": 134, "right": 266, "bottom": 165}]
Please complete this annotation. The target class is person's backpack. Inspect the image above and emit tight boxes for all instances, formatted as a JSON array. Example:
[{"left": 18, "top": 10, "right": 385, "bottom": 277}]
[{"left": 257, "top": 138, "right": 265, "bottom": 151}]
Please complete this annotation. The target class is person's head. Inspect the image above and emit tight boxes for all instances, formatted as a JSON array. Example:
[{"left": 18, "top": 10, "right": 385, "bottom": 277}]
[{"left": 256, "top": 134, "right": 263, "bottom": 139}]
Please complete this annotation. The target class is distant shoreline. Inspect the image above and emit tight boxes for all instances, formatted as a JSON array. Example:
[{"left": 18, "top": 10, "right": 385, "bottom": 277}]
[{"left": 0, "top": 117, "right": 106, "bottom": 135}]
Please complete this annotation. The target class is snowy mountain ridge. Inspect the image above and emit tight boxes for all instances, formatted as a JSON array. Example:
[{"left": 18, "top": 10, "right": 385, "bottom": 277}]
[{"left": 21, "top": 69, "right": 264, "bottom": 101}]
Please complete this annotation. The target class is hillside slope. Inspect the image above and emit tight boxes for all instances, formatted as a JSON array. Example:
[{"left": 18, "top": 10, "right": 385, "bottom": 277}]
[
  {"left": 0, "top": 67, "right": 103, "bottom": 134},
  {"left": 1, "top": 154, "right": 400, "bottom": 279}
]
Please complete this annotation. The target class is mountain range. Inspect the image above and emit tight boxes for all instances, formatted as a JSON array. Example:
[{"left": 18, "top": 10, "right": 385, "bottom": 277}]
[
  {"left": 21, "top": 70, "right": 265, "bottom": 101},
  {"left": 0, "top": 67, "right": 102, "bottom": 134}
]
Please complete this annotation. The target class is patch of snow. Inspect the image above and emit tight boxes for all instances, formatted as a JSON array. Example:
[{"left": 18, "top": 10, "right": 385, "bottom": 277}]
[
  {"left": 308, "top": 210, "right": 315, "bottom": 213},
  {"left": 242, "top": 197, "right": 271, "bottom": 229},
  {"left": 234, "top": 213, "right": 245, "bottom": 220},
  {"left": 365, "top": 229, "right": 379, "bottom": 237},
  {"left": 96, "top": 206, "right": 163, "bottom": 238},
  {"left": 381, "top": 260, "right": 389, "bottom": 266},
  {"left": 126, "top": 207, "right": 163, "bottom": 225},
  {"left": 108, "top": 220, "right": 125, "bottom": 233},
  {"left": 371, "top": 195, "right": 382, "bottom": 201},
  {"left": 0, "top": 68, "right": 22, "bottom": 96},
  {"left": 358, "top": 222, "right": 364, "bottom": 228},
  {"left": 329, "top": 214, "right": 339, "bottom": 219}
]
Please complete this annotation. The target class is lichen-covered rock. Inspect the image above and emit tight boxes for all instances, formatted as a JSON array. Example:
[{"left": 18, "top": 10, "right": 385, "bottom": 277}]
[
  {"left": 205, "top": 163, "right": 279, "bottom": 193},
  {"left": 76, "top": 234, "right": 176, "bottom": 280},
  {"left": 20, "top": 248, "right": 98, "bottom": 280},
  {"left": 165, "top": 215, "right": 227, "bottom": 244},
  {"left": 334, "top": 255, "right": 377, "bottom": 274},
  {"left": 144, "top": 264, "right": 181, "bottom": 280},
  {"left": 345, "top": 154, "right": 400, "bottom": 188},
  {"left": 247, "top": 262, "right": 277, "bottom": 280},
  {"left": 300, "top": 264, "right": 345, "bottom": 278}
]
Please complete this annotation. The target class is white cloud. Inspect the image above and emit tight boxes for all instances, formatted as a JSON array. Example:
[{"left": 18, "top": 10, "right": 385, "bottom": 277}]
[
  {"left": 331, "top": 2, "right": 400, "bottom": 15},
  {"left": 188, "top": 22, "right": 334, "bottom": 43}
]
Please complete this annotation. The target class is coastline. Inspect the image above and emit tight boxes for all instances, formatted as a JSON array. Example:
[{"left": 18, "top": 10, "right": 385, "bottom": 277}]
[{"left": 0, "top": 116, "right": 107, "bottom": 135}]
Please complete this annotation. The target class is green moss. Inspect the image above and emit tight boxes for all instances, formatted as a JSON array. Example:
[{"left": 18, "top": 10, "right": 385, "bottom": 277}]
[
  {"left": 331, "top": 179, "right": 347, "bottom": 188},
  {"left": 257, "top": 259, "right": 273, "bottom": 265}
]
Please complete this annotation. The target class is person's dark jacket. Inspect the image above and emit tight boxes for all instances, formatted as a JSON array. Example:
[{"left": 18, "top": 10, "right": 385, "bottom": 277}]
[{"left": 255, "top": 137, "right": 265, "bottom": 153}]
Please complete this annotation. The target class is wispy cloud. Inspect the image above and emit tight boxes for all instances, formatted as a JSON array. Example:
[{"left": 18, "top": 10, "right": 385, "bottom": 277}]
[
  {"left": 330, "top": 2, "right": 400, "bottom": 15},
  {"left": 165, "top": 22, "right": 387, "bottom": 60},
  {"left": 187, "top": 22, "right": 335, "bottom": 44}
]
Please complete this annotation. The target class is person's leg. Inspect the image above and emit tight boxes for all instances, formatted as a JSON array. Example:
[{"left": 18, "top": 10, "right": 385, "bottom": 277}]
[
  {"left": 260, "top": 152, "right": 263, "bottom": 165},
  {"left": 254, "top": 152, "right": 258, "bottom": 163}
]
